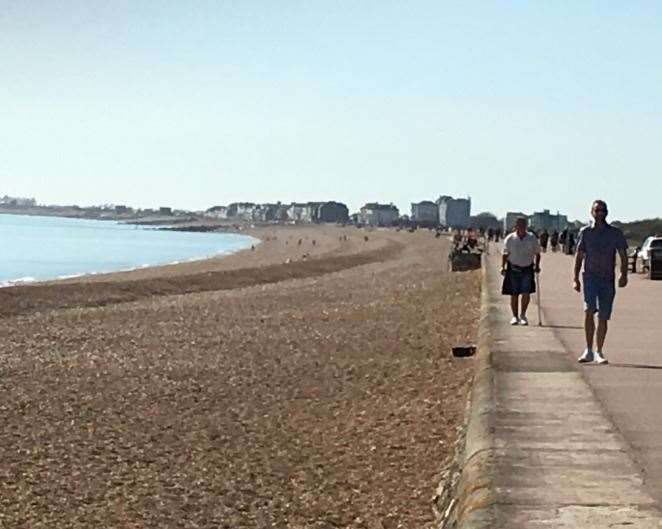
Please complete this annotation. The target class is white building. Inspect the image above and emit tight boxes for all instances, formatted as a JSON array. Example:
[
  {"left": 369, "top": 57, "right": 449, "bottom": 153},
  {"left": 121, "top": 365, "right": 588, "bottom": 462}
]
[
  {"left": 205, "top": 205, "right": 229, "bottom": 219},
  {"left": 287, "top": 203, "right": 314, "bottom": 223}
]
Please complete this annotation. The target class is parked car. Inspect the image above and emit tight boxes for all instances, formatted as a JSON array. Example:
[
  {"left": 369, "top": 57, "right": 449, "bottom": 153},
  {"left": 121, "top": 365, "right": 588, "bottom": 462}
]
[{"left": 637, "top": 236, "right": 662, "bottom": 271}]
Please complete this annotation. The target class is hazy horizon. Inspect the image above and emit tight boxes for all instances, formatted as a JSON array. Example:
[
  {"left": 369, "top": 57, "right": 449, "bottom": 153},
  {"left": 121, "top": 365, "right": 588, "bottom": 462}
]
[{"left": 2, "top": 2, "right": 661, "bottom": 223}]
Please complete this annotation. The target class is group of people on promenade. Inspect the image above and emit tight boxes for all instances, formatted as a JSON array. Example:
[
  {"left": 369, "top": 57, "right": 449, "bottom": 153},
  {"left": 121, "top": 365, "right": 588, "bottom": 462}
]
[
  {"left": 534, "top": 227, "right": 578, "bottom": 254},
  {"left": 500, "top": 200, "right": 628, "bottom": 365}
]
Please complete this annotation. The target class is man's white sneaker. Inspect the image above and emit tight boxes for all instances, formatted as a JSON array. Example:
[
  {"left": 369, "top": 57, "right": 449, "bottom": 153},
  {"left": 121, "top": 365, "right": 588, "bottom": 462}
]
[
  {"left": 519, "top": 316, "right": 529, "bottom": 326},
  {"left": 510, "top": 316, "right": 519, "bottom": 325},
  {"left": 594, "top": 351, "right": 609, "bottom": 365},
  {"left": 578, "top": 349, "right": 594, "bottom": 363}
]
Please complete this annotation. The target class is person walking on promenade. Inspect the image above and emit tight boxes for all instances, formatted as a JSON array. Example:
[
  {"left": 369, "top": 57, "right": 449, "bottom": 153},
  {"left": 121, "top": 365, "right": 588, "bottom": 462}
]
[
  {"left": 568, "top": 231, "right": 576, "bottom": 254},
  {"left": 501, "top": 217, "right": 542, "bottom": 326},
  {"left": 574, "top": 200, "right": 628, "bottom": 365},
  {"left": 550, "top": 230, "right": 559, "bottom": 252},
  {"left": 540, "top": 229, "right": 550, "bottom": 253}
]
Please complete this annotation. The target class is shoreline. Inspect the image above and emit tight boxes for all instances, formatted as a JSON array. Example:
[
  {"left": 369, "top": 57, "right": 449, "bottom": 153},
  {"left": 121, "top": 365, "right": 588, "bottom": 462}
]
[
  {"left": 0, "top": 212, "right": 262, "bottom": 287},
  {"left": 0, "top": 224, "right": 396, "bottom": 318},
  {"left": 0, "top": 236, "right": 262, "bottom": 288}
]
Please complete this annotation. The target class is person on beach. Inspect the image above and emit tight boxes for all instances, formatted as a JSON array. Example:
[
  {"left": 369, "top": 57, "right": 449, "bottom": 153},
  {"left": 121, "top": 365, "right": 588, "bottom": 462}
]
[
  {"left": 574, "top": 200, "right": 628, "bottom": 365},
  {"left": 501, "top": 217, "right": 542, "bottom": 326}
]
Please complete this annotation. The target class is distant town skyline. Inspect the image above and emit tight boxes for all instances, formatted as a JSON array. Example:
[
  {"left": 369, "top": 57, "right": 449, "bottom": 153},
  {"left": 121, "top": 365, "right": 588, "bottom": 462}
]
[
  {"left": 3, "top": 2, "right": 662, "bottom": 223},
  {"left": 0, "top": 191, "right": 648, "bottom": 225}
]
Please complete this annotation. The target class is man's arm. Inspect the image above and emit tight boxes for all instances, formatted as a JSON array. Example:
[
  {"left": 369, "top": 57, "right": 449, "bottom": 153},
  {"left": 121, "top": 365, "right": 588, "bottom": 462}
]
[
  {"left": 573, "top": 248, "right": 584, "bottom": 292},
  {"left": 618, "top": 247, "right": 628, "bottom": 287}
]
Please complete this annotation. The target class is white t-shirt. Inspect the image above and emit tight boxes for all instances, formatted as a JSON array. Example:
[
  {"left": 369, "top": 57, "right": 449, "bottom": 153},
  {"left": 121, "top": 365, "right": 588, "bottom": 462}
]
[{"left": 503, "top": 232, "right": 541, "bottom": 267}]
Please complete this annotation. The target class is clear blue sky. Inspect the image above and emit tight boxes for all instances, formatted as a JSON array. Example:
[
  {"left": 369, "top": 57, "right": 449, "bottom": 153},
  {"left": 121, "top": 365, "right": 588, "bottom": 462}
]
[{"left": 1, "top": 1, "right": 661, "bottom": 221}]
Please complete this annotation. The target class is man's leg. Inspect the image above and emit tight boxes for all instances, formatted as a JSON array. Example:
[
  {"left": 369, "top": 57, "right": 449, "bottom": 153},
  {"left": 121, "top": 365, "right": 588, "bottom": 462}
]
[
  {"left": 584, "top": 311, "right": 595, "bottom": 351},
  {"left": 510, "top": 295, "right": 519, "bottom": 317},
  {"left": 520, "top": 293, "right": 530, "bottom": 316},
  {"left": 596, "top": 318, "right": 608, "bottom": 353}
]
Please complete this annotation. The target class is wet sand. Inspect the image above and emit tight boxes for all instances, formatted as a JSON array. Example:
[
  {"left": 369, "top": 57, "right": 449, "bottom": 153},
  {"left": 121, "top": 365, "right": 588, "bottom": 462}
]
[{"left": 0, "top": 225, "right": 480, "bottom": 528}]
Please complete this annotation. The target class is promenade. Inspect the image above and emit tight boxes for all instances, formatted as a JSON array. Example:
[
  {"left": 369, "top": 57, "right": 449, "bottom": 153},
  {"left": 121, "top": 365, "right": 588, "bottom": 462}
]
[{"left": 456, "top": 247, "right": 662, "bottom": 527}]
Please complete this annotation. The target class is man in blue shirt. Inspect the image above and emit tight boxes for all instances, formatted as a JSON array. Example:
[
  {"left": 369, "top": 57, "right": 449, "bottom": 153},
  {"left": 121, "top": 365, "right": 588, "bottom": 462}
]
[{"left": 574, "top": 200, "right": 628, "bottom": 365}]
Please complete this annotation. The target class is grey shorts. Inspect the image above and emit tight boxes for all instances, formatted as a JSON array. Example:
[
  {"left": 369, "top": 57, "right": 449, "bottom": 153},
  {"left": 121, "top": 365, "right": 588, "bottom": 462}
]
[{"left": 583, "top": 274, "right": 616, "bottom": 320}]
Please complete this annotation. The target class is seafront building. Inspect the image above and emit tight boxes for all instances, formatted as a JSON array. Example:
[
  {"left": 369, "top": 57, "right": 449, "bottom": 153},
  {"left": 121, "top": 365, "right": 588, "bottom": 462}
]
[
  {"left": 205, "top": 205, "right": 229, "bottom": 219},
  {"left": 359, "top": 203, "right": 400, "bottom": 227},
  {"left": 411, "top": 201, "right": 439, "bottom": 226},
  {"left": 204, "top": 201, "right": 349, "bottom": 224},
  {"left": 226, "top": 202, "right": 257, "bottom": 221},
  {"left": 529, "top": 209, "right": 569, "bottom": 232},
  {"left": 503, "top": 209, "right": 570, "bottom": 233},
  {"left": 437, "top": 196, "right": 471, "bottom": 228},
  {"left": 310, "top": 201, "right": 349, "bottom": 223}
]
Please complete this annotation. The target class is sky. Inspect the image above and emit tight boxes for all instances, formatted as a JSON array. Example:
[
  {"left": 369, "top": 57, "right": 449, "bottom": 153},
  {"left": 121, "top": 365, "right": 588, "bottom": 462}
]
[{"left": 1, "top": 1, "right": 661, "bottom": 222}]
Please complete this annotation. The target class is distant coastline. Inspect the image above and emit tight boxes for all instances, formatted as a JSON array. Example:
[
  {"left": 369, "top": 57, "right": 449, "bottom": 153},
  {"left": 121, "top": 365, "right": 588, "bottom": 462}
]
[
  {"left": 0, "top": 205, "right": 246, "bottom": 234},
  {"left": 0, "top": 213, "right": 258, "bottom": 286}
]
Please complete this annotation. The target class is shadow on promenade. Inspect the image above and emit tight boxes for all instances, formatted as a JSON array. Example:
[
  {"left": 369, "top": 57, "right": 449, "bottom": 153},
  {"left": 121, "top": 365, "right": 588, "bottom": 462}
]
[{"left": 604, "top": 362, "right": 662, "bottom": 371}]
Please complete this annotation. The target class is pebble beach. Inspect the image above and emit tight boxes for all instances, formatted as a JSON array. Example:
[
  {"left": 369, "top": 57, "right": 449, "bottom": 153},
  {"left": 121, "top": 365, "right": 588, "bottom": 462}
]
[{"left": 0, "top": 225, "right": 480, "bottom": 528}]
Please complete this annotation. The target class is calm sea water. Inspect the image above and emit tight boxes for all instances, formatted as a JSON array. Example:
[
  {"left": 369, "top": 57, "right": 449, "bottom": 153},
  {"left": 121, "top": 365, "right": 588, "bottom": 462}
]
[{"left": 0, "top": 214, "right": 257, "bottom": 285}]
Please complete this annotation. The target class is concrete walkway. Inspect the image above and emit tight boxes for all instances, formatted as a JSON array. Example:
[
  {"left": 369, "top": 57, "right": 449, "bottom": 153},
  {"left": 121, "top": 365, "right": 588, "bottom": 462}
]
[
  {"left": 480, "top": 248, "right": 662, "bottom": 527},
  {"left": 535, "top": 249, "right": 662, "bottom": 506}
]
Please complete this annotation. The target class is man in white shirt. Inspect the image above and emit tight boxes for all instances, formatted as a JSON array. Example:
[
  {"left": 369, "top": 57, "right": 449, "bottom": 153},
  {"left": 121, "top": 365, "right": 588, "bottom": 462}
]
[{"left": 501, "top": 217, "right": 542, "bottom": 325}]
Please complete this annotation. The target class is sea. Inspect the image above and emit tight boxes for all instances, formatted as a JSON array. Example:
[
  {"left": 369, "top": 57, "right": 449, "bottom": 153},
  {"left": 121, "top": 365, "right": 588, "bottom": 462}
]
[{"left": 0, "top": 214, "right": 258, "bottom": 286}]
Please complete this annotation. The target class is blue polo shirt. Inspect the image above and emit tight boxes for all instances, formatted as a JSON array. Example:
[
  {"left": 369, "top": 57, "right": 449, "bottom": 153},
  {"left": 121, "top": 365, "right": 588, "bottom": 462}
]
[{"left": 577, "top": 224, "right": 628, "bottom": 280}]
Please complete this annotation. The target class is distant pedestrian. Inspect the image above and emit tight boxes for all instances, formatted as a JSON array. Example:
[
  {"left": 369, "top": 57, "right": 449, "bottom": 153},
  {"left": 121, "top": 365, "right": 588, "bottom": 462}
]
[
  {"left": 501, "top": 217, "right": 542, "bottom": 326},
  {"left": 550, "top": 230, "right": 559, "bottom": 252},
  {"left": 539, "top": 230, "right": 549, "bottom": 252},
  {"left": 567, "top": 232, "right": 576, "bottom": 254},
  {"left": 574, "top": 200, "right": 628, "bottom": 365}
]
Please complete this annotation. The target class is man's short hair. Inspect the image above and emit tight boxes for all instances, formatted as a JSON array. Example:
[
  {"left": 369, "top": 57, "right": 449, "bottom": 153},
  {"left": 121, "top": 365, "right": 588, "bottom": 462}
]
[
  {"left": 516, "top": 217, "right": 528, "bottom": 224},
  {"left": 592, "top": 199, "right": 608, "bottom": 210}
]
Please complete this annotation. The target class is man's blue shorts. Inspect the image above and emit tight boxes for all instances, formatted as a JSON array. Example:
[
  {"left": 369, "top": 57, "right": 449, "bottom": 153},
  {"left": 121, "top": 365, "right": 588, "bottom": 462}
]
[{"left": 583, "top": 273, "right": 616, "bottom": 320}]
